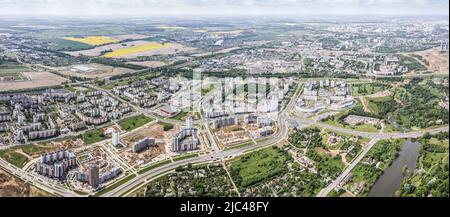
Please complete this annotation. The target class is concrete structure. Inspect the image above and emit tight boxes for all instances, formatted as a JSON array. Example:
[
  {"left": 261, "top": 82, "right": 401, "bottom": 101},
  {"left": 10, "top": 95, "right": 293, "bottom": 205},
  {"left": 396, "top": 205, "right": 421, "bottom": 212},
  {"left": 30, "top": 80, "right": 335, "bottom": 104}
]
[
  {"left": 112, "top": 131, "right": 120, "bottom": 147},
  {"left": 132, "top": 137, "right": 156, "bottom": 153},
  {"left": 88, "top": 164, "right": 100, "bottom": 189},
  {"left": 171, "top": 128, "right": 200, "bottom": 152},
  {"left": 212, "top": 116, "right": 237, "bottom": 129},
  {"left": 257, "top": 116, "right": 275, "bottom": 128}
]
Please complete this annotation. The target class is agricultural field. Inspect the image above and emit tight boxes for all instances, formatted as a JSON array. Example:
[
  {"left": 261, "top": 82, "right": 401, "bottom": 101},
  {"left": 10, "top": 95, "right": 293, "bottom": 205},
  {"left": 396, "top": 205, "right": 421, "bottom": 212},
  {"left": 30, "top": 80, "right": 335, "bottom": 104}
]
[
  {"left": 0, "top": 62, "right": 29, "bottom": 74},
  {"left": 0, "top": 62, "right": 29, "bottom": 81},
  {"left": 46, "top": 38, "right": 94, "bottom": 51},
  {"left": 117, "top": 114, "right": 154, "bottom": 131},
  {"left": 0, "top": 71, "right": 68, "bottom": 92},
  {"left": 64, "top": 40, "right": 194, "bottom": 58},
  {"left": 409, "top": 48, "right": 449, "bottom": 74},
  {"left": 63, "top": 36, "right": 119, "bottom": 46},
  {"left": 103, "top": 42, "right": 173, "bottom": 57}
]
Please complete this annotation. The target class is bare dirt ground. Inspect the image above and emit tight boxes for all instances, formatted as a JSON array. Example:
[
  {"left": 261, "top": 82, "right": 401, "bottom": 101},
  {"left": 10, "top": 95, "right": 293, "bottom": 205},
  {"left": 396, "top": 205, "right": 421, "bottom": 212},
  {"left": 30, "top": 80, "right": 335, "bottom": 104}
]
[
  {"left": 126, "top": 61, "right": 167, "bottom": 68},
  {"left": 0, "top": 71, "right": 68, "bottom": 92},
  {"left": 120, "top": 123, "right": 173, "bottom": 166},
  {"left": 121, "top": 123, "right": 177, "bottom": 147},
  {"left": 54, "top": 63, "right": 134, "bottom": 79},
  {"left": 412, "top": 48, "right": 449, "bottom": 74},
  {"left": 120, "top": 143, "right": 166, "bottom": 167},
  {"left": 0, "top": 169, "right": 51, "bottom": 197},
  {"left": 365, "top": 90, "right": 392, "bottom": 98}
]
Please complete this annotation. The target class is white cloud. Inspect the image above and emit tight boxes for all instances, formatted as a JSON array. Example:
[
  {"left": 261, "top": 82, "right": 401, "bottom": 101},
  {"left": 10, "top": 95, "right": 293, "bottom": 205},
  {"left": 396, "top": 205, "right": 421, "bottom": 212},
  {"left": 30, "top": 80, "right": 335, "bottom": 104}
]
[{"left": 0, "top": 0, "right": 447, "bottom": 16}]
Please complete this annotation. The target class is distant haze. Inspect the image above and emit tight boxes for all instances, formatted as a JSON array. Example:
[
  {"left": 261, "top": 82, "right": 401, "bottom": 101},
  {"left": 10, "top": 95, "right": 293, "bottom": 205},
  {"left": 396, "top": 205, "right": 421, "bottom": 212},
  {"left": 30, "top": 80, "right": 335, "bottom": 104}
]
[{"left": 0, "top": 0, "right": 448, "bottom": 16}]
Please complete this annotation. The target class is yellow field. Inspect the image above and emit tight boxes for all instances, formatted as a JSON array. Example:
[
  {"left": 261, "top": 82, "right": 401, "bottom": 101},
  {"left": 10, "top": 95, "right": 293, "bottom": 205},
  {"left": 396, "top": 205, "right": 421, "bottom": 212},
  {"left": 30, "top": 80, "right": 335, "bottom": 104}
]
[
  {"left": 102, "top": 42, "right": 173, "bottom": 58},
  {"left": 193, "top": 29, "right": 208, "bottom": 33},
  {"left": 211, "top": 30, "right": 244, "bottom": 35},
  {"left": 156, "top": 26, "right": 186, "bottom": 30},
  {"left": 63, "top": 36, "right": 119, "bottom": 46}
]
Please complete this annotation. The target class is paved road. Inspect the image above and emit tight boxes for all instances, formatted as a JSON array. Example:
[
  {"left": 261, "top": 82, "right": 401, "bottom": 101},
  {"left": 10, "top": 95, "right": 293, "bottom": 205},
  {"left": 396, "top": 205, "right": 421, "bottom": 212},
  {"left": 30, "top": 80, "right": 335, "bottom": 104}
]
[
  {"left": 291, "top": 115, "right": 449, "bottom": 140},
  {"left": 0, "top": 158, "right": 78, "bottom": 197},
  {"left": 317, "top": 138, "right": 379, "bottom": 197}
]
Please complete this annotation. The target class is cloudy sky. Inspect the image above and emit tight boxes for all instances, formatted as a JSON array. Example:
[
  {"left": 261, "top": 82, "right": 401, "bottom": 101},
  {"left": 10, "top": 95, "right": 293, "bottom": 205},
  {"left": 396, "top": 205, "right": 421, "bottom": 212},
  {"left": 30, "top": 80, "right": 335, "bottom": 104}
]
[{"left": 0, "top": 0, "right": 448, "bottom": 16}]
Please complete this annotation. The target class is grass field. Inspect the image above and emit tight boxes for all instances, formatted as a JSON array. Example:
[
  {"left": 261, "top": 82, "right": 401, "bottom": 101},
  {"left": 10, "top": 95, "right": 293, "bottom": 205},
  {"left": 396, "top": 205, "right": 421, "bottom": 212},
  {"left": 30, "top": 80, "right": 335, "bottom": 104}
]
[
  {"left": 351, "top": 83, "right": 388, "bottom": 96},
  {"left": 82, "top": 129, "right": 106, "bottom": 145},
  {"left": 169, "top": 111, "right": 189, "bottom": 121},
  {"left": 95, "top": 174, "right": 137, "bottom": 196},
  {"left": 47, "top": 38, "right": 94, "bottom": 51},
  {"left": 21, "top": 144, "right": 54, "bottom": 156},
  {"left": 63, "top": 36, "right": 118, "bottom": 46},
  {"left": 173, "top": 153, "right": 199, "bottom": 162},
  {"left": 0, "top": 63, "right": 29, "bottom": 80},
  {"left": 0, "top": 150, "right": 29, "bottom": 168},
  {"left": 201, "top": 84, "right": 214, "bottom": 95},
  {"left": 367, "top": 96, "right": 394, "bottom": 115},
  {"left": 137, "top": 159, "right": 171, "bottom": 175},
  {"left": 118, "top": 114, "right": 153, "bottom": 131},
  {"left": 322, "top": 111, "right": 380, "bottom": 133},
  {"left": 101, "top": 80, "right": 131, "bottom": 90},
  {"left": 229, "top": 146, "right": 288, "bottom": 189},
  {"left": 102, "top": 42, "right": 173, "bottom": 58},
  {"left": 307, "top": 147, "right": 346, "bottom": 179}
]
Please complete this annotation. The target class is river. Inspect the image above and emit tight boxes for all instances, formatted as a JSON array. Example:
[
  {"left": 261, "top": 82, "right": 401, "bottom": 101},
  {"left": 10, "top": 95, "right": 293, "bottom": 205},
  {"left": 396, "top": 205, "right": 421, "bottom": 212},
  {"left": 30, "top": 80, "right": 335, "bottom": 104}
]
[{"left": 368, "top": 140, "right": 421, "bottom": 197}]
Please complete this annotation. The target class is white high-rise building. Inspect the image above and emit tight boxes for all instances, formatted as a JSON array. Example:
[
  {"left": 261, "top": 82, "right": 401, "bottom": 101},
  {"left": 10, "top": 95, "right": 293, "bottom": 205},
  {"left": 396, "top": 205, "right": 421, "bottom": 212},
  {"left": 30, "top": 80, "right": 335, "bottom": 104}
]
[
  {"left": 186, "top": 116, "right": 193, "bottom": 129},
  {"left": 17, "top": 114, "right": 24, "bottom": 126},
  {"left": 112, "top": 131, "right": 120, "bottom": 147}
]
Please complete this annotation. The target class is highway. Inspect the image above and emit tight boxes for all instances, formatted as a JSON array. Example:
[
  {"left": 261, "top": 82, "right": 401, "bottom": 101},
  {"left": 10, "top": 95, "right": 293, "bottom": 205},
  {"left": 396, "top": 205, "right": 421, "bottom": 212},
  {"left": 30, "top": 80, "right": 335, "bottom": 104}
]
[
  {"left": 0, "top": 157, "right": 79, "bottom": 197},
  {"left": 291, "top": 115, "right": 449, "bottom": 140}
]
